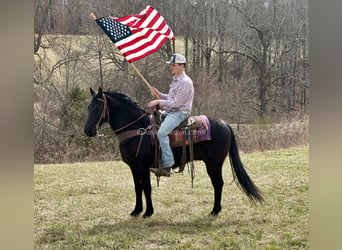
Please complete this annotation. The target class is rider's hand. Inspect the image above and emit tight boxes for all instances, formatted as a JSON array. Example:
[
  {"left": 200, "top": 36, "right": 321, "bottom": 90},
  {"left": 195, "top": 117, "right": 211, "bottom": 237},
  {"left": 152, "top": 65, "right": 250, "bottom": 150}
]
[{"left": 150, "top": 87, "right": 160, "bottom": 99}]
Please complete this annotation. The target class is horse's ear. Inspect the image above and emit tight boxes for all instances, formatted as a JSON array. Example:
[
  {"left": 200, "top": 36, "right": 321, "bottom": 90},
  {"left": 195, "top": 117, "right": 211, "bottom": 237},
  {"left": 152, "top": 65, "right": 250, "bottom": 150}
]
[
  {"left": 98, "top": 87, "right": 103, "bottom": 96},
  {"left": 90, "top": 87, "right": 95, "bottom": 96}
]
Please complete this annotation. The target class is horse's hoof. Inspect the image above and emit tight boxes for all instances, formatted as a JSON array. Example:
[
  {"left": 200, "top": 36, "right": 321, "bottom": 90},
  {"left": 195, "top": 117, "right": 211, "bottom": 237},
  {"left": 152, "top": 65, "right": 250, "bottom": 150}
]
[
  {"left": 142, "top": 211, "right": 153, "bottom": 218},
  {"left": 209, "top": 208, "right": 221, "bottom": 216},
  {"left": 130, "top": 211, "right": 142, "bottom": 217}
]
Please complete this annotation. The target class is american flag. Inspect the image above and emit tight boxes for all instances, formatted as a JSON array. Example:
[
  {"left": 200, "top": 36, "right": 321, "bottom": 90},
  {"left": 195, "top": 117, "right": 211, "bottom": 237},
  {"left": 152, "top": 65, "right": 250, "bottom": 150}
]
[{"left": 95, "top": 5, "right": 175, "bottom": 63}]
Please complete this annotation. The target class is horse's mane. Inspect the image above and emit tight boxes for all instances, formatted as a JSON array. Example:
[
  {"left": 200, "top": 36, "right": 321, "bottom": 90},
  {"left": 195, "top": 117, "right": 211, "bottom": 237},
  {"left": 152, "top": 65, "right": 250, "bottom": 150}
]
[{"left": 104, "top": 91, "right": 146, "bottom": 113}]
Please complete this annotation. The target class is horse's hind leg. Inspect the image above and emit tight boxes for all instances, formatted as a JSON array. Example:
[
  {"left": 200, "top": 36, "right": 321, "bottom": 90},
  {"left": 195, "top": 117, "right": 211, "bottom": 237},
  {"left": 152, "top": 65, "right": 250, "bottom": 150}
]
[{"left": 204, "top": 157, "right": 225, "bottom": 215}]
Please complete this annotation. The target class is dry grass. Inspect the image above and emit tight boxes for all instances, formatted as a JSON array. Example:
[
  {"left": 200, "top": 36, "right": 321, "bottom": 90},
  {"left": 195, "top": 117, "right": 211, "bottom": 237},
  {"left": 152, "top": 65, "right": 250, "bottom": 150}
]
[{"left": 34, "top": 146, "right": 308, "bottom": 249}]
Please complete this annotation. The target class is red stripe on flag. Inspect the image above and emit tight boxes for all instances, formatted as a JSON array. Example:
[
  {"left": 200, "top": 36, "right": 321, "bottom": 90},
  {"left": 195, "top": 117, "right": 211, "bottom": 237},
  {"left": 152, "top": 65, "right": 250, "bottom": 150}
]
[
  {"left": 116, "top": 29, "right": 155, "bottom": 49},
  {"left": 133, "top": 6, "right": 155, "bottom": 27},
  {"left": 124, "top": 38, "right": 168, "bottom": 62},
  {"left": 145, "top": 12, "right": 160, "bottom": 29},
  {"left": 115, "top": 14, "right": 138, "bottom": 23},
  {"left": 119, "top": 31, "right": 163, "bottom": 56}
]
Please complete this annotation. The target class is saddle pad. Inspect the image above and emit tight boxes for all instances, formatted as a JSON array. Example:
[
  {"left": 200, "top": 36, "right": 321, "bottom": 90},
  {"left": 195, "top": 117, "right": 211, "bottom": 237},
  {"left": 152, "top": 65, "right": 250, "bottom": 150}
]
[{"left": 169, "top": 115, "right": 212, "bottom": 147}]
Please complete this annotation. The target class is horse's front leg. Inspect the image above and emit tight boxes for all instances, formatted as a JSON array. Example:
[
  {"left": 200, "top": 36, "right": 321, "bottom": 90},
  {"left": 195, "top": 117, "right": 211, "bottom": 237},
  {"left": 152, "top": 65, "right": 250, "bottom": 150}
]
[
  {"left": 130, "top": 169, "right": 143, "bottom": 216},
  {"left": 141, "top": 169, "right": 154, "bottom": 218}
]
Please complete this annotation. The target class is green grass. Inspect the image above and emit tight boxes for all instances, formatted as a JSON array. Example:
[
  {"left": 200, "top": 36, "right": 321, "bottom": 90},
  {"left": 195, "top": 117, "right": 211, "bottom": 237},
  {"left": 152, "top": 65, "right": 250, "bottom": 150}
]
[{"left": 34, "top": 146, "right": 308, "bottom": 249}]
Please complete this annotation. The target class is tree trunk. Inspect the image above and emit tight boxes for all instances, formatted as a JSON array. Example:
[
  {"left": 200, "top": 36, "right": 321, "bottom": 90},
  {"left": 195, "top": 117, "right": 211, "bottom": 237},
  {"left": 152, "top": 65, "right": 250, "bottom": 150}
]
[
  {"left": 259, "top": 44, "right": 269, "bottom": 119},
  {"left": 258, "top": 70, "right": 267, "bottom": 119},
  {"left": 184, "top": 34, "right": 189, "bottom": 63},
  {"left": 218, "top": 32, "right": 224, "bottom": 84}
]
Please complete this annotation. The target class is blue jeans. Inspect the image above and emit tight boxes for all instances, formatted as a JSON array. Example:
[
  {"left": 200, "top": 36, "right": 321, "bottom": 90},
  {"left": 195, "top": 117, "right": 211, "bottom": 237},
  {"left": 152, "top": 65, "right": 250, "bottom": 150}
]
[{"left": 157, "top": 110, "right": 187, "bottom": 168}]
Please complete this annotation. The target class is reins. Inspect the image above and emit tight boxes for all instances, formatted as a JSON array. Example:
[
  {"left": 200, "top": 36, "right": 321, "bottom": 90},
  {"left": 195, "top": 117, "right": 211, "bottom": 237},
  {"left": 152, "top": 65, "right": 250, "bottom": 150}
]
[{"left": 113, "top": 113, "right": 148, "bottom": 134}]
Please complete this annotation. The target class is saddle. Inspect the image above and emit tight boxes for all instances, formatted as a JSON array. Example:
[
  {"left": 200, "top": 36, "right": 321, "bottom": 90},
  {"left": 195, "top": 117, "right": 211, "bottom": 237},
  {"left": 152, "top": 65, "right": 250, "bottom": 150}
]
[{"left": 168, "top": 115, "right": 210, "bottom": 147}]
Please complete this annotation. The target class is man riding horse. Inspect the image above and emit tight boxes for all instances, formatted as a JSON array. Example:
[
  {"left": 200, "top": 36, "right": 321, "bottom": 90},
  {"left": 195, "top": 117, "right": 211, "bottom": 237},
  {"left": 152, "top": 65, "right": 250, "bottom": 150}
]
[{"left": 147, "top": 53, "right": 194, "bottom": 177}]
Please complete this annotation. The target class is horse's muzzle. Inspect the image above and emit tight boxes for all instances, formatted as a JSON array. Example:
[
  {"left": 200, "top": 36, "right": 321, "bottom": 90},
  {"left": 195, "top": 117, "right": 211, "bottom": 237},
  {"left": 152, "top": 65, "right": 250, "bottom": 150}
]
[{"left": 84, "top": 125, "right": 97, "bottom": 137}]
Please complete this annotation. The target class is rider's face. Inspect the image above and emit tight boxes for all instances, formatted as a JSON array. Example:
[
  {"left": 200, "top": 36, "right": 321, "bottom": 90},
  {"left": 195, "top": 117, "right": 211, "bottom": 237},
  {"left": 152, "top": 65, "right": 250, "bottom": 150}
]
[{"left": 170, "top": 63, "right": 184, "bottom": 76}]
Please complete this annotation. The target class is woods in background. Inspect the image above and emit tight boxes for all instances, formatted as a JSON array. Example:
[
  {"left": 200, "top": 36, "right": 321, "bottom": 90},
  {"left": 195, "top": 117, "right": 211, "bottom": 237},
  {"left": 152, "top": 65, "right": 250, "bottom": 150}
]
[{"left": 34, "top": 0, "right": 309, "bottom": 163}]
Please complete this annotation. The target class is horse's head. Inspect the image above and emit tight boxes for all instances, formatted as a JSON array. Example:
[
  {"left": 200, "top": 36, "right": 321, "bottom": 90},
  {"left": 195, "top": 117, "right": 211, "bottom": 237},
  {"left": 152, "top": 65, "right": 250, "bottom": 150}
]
[{"left": 84, "top": 87, "right": 108, "bottom": 137}]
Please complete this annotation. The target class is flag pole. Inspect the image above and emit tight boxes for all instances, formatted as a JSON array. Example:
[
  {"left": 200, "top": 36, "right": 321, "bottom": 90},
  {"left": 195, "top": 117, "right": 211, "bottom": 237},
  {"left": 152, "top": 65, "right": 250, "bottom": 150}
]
[
  {"left": 90, "top": 13, "right": 159, "bottom": 97},
  {"left": 129, "top": 62, "right": 153, "bottom": 89}
]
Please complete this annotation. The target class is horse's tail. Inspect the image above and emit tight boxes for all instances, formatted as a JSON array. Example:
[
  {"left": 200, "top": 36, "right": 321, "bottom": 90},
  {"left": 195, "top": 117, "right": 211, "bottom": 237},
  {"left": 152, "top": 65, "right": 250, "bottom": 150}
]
[{"left": 227, "top": 124, "right": 265, "bottom": 204}]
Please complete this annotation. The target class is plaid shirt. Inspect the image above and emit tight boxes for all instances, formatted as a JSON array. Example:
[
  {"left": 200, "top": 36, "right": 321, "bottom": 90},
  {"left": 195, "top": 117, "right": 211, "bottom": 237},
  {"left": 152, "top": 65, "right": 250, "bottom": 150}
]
[{"left": 159, "top": 72, "right": 194, "bottom": 115}]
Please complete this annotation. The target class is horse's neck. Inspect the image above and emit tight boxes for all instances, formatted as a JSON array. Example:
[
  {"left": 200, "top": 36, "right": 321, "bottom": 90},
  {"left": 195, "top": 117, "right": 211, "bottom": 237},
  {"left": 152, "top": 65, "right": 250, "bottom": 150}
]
[{"left": 107, "top": 98, "right": 148, "bottom": 132}]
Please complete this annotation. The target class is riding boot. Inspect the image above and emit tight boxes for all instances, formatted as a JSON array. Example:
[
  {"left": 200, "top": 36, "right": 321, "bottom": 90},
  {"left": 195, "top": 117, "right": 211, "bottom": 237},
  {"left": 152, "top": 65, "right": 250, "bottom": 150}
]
[{"left": 149, "top": 167, "right": 171, "bottom": 177}]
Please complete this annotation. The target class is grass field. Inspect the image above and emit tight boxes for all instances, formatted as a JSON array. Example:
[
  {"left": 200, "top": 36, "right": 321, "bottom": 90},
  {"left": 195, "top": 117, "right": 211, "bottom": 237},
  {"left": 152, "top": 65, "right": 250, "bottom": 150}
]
[{"left": 34, "top": 146, "right": 308, "bottom": 249}]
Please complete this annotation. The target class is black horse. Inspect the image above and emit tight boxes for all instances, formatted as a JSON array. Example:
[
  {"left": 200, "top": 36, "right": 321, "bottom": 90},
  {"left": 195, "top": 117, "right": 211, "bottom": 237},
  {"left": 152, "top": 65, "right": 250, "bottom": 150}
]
[{"left": 84, "top": 87, "right": 264, "bottom": 218}]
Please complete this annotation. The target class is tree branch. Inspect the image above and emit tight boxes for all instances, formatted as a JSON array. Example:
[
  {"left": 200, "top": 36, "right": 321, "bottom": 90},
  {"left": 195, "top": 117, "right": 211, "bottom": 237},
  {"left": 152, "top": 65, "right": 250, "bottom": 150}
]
[{"left": 212, "top": 48, "right": 261, "bottom": 66}]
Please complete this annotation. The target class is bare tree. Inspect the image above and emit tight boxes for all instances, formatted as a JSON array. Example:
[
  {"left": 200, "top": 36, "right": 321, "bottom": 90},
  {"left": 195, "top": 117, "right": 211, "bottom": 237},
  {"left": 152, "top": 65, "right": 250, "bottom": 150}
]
[{"left": 34, "top": 0, "right": 309, "bottom": 163}]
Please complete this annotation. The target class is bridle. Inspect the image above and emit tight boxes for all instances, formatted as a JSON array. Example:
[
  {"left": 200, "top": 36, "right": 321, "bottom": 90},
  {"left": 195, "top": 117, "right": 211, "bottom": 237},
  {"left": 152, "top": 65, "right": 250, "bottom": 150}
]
[
  {"left": 95, "top": 93, "right": 110, "bottom": 129},
  {"left": 95, "top": 93, "right": 148, "bottom": 134}
]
